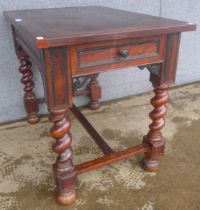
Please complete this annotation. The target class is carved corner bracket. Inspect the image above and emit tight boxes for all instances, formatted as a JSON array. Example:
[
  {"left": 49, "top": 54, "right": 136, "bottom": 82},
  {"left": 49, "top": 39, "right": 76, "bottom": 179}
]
[
  {"left": 138, "top": 63, "right": 161, "bottom": 77},
  {"left": 72, "top": 76, "right": 90, "bottom": 93}
]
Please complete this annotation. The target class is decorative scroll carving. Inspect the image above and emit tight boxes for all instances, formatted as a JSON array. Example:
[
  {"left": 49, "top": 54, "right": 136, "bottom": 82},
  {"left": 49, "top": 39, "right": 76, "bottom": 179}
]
[
  {"left": 72, "top": 76, "right": 90, "bottom": 93},
  {"left": 138, "top": 63, "right": 160, "bottom": 77}
]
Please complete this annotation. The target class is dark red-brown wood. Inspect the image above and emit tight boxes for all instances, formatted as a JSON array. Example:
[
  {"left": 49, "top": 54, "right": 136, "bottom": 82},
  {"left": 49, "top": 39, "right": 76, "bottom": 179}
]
[
  {"left": 76, "top": 144, "right": 147, "bottom": 175},
  {"left": 88, "top": 74, "right": 101, "bottom": 110},
  {"left": 4, "top": 6, "right": 196, "bottom": 206},
  {"left": 71, "top": 35, "right": 165, "bottom": 76},
  {"left": 49, "top": 109, "right": 77, "bottom": 205},
  {"left": 18, "top": 55, "right": 40, "bottom": 124},
  {"left": 3, "top": 6, "right": 196, "bottom": 48},
  {"left": 142, "top": 83, "right": 169, "bottom": 172}
]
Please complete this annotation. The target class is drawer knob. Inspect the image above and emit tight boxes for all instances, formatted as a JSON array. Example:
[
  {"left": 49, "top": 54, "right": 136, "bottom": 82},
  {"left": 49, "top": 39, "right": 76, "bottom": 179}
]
[{"left": 119, "top": 49, "right": 129, "bottom": 58}]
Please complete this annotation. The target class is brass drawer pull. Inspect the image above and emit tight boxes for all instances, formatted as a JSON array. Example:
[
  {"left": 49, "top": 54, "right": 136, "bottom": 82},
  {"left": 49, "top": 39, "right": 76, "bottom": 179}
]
[{"left": 119, "top": 49, "right": 129, "bottom": 58}]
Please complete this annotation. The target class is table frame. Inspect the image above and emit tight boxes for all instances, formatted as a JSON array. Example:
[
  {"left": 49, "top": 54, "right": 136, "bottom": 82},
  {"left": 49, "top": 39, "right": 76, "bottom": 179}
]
[
  {"left": 14, "top": 33, "right": 173, "bottom": 205},
  {"left": 14, "top": 30, "right": 179, "bottom": 205},
  {"left": 4, "top": 7, "right": 196, "bottom": 205}
]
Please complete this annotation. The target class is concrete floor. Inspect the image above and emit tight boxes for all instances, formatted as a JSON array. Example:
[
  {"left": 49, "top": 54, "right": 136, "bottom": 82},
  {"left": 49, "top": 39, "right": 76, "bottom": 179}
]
[{"left": 0, "top": 83, "right": 200, "bottom": 210}]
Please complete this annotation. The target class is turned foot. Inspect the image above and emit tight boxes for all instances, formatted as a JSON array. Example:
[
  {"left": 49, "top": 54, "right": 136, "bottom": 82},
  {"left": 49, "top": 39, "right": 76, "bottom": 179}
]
[
  {"left": 56, "top": 190, "right": 76, "bottom": 205},
  {"left": 88, "top": 74, "right": 101, "bottom": 110},
  {"left": 27, "top": 114, "right": 40, "bottom": 124},
  {"left": 142, "top": 158, "right": 159, "bottom": 172},
  {"left": 90, "top": 101, "right": 101, "bottom": 110}
]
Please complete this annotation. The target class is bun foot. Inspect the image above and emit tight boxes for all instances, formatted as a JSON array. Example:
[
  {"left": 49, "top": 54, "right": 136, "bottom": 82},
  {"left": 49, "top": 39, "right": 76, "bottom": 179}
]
[
  {"left": 142, "top": 158, "right": 159, "bottom": 172},
  {"left": 90, "top": 101, "right": 100, "bottom": 110},
  {"left": 27, "top": 114, "right": 40, "bottom": 124},
  {"left": 56, "top": 190, "right": 76, "bottom": 205}
]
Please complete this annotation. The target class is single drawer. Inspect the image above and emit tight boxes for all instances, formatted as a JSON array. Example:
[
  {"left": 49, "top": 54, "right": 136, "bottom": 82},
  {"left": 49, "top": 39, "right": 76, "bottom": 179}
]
[{"left": 71, "top": 36, "right": 164, "bottom": 76}]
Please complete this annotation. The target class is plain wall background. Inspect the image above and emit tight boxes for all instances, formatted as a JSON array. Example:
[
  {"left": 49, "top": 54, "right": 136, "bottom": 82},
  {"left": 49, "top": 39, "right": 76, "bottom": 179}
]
[{"left": 0, "top": 0, "right": 199, "bottom": 123}]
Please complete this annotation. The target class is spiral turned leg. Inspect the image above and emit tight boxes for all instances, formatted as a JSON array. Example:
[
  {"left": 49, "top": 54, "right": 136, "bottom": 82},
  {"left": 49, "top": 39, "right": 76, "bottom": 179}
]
[
  {"left": 88, "top": 74, "right": 101, "bottom": 110},
  {"left": 18, "top": 56, "right": 40, "bottom": 124},
  {"left": 49, "top": 109, "right": 77, "bottom": 205},
  {"left": 143, "top": 84, "right": 169, "bottom": 172}
]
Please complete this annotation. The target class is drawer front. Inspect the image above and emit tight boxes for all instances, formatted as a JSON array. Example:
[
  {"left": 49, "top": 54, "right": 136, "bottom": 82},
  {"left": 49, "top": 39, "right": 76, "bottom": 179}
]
[{"left": 71, "top": 36, "right": 164, "bottom": 76}]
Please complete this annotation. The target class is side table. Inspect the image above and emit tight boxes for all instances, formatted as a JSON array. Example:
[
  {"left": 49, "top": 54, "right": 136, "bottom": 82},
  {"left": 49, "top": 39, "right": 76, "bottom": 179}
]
[{"left": 3, "top": 6, "right": 196, "bottom": 205}]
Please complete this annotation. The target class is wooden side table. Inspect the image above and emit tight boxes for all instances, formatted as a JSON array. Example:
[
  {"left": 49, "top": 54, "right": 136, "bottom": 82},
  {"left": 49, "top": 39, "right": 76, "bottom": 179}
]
[{"left": 3, "top": 6, "right": 196, "bottom": 205}]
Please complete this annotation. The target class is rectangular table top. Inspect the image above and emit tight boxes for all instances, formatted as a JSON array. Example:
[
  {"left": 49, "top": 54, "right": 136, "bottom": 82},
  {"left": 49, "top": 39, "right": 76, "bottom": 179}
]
[{"left": 4, "top": 6, "right": 196, "bottom": 48}]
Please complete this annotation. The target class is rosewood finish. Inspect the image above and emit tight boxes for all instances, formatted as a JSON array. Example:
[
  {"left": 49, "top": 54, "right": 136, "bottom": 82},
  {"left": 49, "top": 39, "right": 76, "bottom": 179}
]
[
  {"left": 71, "top": 36, "right": 163, "bottom": 75},
  {"left": 3, "top": 6, "right": 196, "bottom": 206},
  {"left": 18, "top": 50, "right": 40, "bottom": 124}
]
